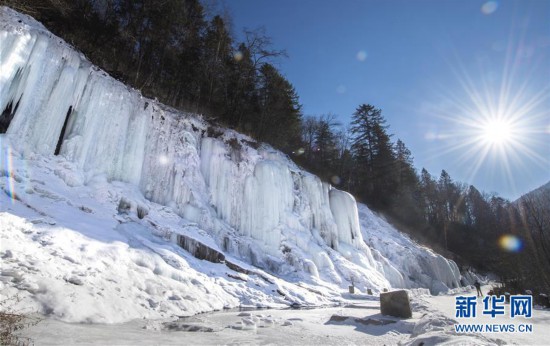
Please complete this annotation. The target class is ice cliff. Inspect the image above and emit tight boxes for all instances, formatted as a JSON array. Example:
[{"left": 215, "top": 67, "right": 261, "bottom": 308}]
[{"left": 0, "top": 5, "right": 462, "bottom": 311}]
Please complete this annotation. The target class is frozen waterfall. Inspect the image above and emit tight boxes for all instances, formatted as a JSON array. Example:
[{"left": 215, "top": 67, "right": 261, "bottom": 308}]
[{"left": 0, "top": 6, "right": 462, "bottom": 294}]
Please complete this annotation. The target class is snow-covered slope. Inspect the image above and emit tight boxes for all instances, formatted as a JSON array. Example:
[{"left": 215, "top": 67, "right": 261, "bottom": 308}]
[
  {"left": 358, "top": 205, "right": 461, "bottom": 293},
  {"left": 0, "top": 6, "right": 462, "bottom": 323}
]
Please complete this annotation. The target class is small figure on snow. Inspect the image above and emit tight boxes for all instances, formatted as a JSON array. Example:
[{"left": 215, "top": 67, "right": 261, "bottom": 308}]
[{"left": 474, "top": 281, "right": 483, "bottom": 297}]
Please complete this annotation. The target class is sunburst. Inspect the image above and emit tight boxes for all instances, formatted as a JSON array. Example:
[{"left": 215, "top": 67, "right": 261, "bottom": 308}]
[
  {"left": 479, "top": 118, "right": 513, "bottom": 145},
  {"left": 421, "top": 37, "right": 549, "bottom": 196}
]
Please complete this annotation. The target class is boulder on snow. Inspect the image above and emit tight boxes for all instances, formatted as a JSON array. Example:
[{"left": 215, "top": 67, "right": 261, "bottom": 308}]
[{"left": 380, "top": 290, "right": 412, "bottom": 318}]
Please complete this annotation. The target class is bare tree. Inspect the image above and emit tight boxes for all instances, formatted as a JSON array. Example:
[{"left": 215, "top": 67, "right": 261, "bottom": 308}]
[
  {"left": 518, "top": 190, "right": 550, "bottom": 290},
  {"left": 301, "top": 116, "right": 319, "bottom": 159},
  {"left": 243, "top": 27, "right": 287, "bottom": 70}
]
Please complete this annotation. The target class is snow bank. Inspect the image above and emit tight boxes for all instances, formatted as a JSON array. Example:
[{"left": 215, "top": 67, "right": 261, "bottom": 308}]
[{"left": 0, "top": 6, "right": 464, "bottom": 322}]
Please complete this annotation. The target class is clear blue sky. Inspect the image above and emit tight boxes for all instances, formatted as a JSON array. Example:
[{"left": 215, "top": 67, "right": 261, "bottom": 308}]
[{"left": 222, "top": 0, "right": 550, "bottom": 200}]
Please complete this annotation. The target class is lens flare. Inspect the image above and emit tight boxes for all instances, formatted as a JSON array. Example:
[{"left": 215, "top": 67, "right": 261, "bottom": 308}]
[
  {"left": 481, "top": 1, "right": 498, "bottom": 15},
  {"left": 233, "top": 51, "right": 243, "bottom": 62},
  {"left": 498, "top": 234, "right": 523, "bottom": 252},
  {"left": 159, "top": 154, "right": 170, "bottom": 165},
  {"left": 293, "top": 148, "right": 305, "bottom": 156},
  {"left": 356, "top": 50, "right": 367, "bottom": 62},
  {"left": 336, "top": 85, "right": 347, "bottom": 94}
]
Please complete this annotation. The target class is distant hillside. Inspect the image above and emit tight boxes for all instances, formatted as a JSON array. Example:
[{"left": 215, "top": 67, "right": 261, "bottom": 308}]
[{"left": 516, "top": 181, "right": 550, "bottom": 202}]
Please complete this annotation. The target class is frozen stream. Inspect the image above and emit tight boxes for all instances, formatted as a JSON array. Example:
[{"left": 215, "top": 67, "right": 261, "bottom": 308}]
[{"left": 20, "top": 298, "right": 413, "bottom": 346}]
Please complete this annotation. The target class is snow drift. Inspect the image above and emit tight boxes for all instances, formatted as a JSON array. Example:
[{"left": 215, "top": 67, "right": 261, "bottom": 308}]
[{"left": 0, "top": 6, "right": 461, "bottom": 322}]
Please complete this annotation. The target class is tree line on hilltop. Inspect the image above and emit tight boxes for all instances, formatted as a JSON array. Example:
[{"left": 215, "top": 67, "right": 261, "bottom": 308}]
[
  {"left": 4, "top": 0, "right": 302, "bottom": 150},
  {"left": 3, "top": 0, "right": 549, "bottom": 293}
]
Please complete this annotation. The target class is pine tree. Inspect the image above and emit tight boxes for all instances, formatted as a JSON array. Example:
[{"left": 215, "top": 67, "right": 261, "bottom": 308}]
[
  {"left": 314, "top": 115, "right": 339, "bottom": 173},
  {"left": 255, "top": 63, "right": 302, "bottom": 151},
  {"left": 390, "top": 139, "right": 423, "bottom": 225},
  {"left": 200, "top": 15, "right": 233, "bottom": 114},
  {"left": 420, "top": 168, "right": 438, "bottom": 225},
  {"left": 350, "top": 104, "right": 381, "bottom": 199},
  {"left": 394, "top": 140, "right": 415, "bottom": 186},
  {"left": 226, "top": 43, "right": 258, "bottom": 130},
  {"left": 349, "top": 104, "right": 396, "bottom": 208}
]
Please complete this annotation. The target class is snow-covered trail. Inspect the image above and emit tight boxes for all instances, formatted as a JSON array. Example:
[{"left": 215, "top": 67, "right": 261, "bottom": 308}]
[{"left": 19, "top": 299, "right": 414, "bottom": 346}]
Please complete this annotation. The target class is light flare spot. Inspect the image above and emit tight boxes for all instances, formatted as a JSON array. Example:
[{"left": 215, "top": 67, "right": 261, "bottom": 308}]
[
  {"left": 356, "top": 50, "right": 367, "bottom": 62},
  {"left": 331, "top": 175, "right": 342, "bottom": 185},
  {"left": 424, "top": 132, "right": 448, "bottom": 141},
  {"left": 425, "top": 132, "right": 437, "bottom": 141},
  {"left": 336, "top": 85, "right": 347, "bottom": 94},
  {"left": 233, "top": 51, "right": 243, "bottom": 62},
  {"left": 481, "top": 1, "right": 498, "bottom": 15},
  {"left": 293, "top": 148, "right": 305, "bottom": 156},
  {"left": 498, "top": 234, "right": 523, "bottom": 252},
  {"left": 159, "top": 155, "right": 170, "bottom": 165}
]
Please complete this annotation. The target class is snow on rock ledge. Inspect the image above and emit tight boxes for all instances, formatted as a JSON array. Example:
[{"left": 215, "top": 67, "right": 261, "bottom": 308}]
[{"left": 0, "top": 5, "right": 461, "bottom": 299}]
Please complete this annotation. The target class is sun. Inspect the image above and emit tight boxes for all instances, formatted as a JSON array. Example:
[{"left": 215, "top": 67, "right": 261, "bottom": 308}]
[
  {"left": 421, "top": 53, "right": 549, "bottom": 192},
  {"left": 417, "top": 20, "right": 550, "bottom": 199},
  {"left": 480, "top": 118, "right": 513, "bottom": 145}
]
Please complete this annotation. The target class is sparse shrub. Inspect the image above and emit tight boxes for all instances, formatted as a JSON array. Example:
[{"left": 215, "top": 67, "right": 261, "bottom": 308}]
[
  {"left": 226, "top": 138, "right": 242, "bottom": 162},
  {"left": 79, "top": 205, "right": 92, "bottom": 213},
  {"left": 0, "top": 296, "right": 39, "bottom": 345},
  {"left": 242, "top": 139, "right": 260, "bottom": 149},
  {"left": 226, "top": 137, "right": 242, "bottom": 151},
  {"left": 206, "top": 126, "right": 223, "bottom": 138},
  {"left": 117, "top": 197, "right": 131, "bottom": 214},
  {"left": 137, "top": 205, "right": 149, "bottom": 219}
]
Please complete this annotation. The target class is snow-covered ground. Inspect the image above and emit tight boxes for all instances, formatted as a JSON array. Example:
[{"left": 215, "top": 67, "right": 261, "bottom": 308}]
[
  {"left": 20, "top": 302, "right": 412, "bottom": 346},
  {"left": 0, "top": 148, "right": 336, "bottom": 323},
  {"left": 16, "top": 286, "right": 550, "bottom": 345},
  {"left": 6, "top": 5, "right": 544, "bottom": 345}
]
